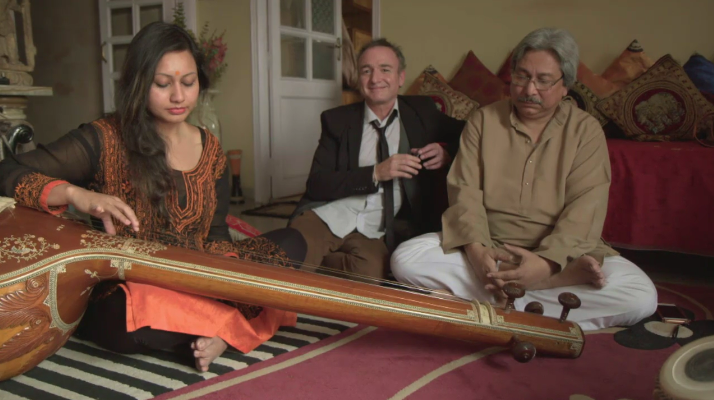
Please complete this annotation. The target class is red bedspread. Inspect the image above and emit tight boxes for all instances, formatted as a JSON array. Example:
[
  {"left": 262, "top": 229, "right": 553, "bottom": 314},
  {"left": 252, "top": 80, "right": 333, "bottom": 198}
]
[{"left": 603, "top": 139, "right": 714, "bottom": 256}]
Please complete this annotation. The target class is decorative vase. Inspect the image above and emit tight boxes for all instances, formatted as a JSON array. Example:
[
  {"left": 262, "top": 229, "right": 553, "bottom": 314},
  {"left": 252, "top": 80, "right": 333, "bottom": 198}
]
[{"left": 189, "top": 89, "right": 222, "bottom": 144}]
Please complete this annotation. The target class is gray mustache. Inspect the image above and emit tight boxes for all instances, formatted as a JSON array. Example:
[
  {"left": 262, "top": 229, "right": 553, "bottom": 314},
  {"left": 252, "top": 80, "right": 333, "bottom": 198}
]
[{"left": 517, "top": 96, "right": 543, "bottom": 105}]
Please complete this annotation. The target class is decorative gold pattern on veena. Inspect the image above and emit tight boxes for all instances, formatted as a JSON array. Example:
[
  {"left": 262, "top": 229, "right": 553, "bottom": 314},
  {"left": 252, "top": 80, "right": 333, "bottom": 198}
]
[
  {"left": 79, "top": 230, "right": 166, "bottom": 254},
  {"left": 79, "top": 231, "right": 166, "bottom": 279},
  {"left": 0, "top": 235, "right": 60, "bottom": 264}
]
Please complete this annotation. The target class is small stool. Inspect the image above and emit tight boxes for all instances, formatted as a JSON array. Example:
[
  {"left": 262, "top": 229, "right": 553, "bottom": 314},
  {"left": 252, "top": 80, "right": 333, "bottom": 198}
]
[{"left": 227, "top": 149, "right": 245, "bottom": 204}]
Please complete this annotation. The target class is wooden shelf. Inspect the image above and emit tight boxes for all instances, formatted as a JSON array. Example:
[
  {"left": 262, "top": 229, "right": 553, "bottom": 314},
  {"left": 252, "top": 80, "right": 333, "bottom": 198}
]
[{"left": 0, "top": 85, "right": 53, "bottom": 96}]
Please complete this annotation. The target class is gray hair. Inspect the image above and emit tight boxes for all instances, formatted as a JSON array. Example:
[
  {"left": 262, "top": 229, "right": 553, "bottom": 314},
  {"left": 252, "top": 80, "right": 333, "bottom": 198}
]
[
  {"left": 510, "top": 28, "right": 579, "bottom": 88},
  {"left": 357, "top": 38, "right": 407, "bottom": 72}
]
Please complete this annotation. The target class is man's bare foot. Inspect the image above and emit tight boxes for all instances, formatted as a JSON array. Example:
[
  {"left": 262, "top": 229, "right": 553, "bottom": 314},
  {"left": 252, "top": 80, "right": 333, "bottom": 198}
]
[
  {"left": 529, "top": 255, "right": 606, "bottom": 290},
  {"left": 191, "top": 336, "right": 228, "bottom": 372}
]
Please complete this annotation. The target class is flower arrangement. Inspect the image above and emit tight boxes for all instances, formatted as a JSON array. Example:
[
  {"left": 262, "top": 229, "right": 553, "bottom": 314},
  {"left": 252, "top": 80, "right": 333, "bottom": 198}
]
[{"left": 172, "top": 3, "right": 228, "bottom": 85}]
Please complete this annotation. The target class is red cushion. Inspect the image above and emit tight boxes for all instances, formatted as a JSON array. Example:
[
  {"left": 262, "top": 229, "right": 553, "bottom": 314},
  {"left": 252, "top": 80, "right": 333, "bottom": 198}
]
[
  {"left": 496, "top": 52, "right": 513, "bottom": 84},
  {"left": 448, "top": 51, "right": 508, "bottom": 106}
]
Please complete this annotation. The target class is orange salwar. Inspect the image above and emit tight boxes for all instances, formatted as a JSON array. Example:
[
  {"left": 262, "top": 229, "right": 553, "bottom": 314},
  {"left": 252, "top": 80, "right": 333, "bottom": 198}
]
[{"left": 121, "top": 282, "right": 297, "bottom": 353}]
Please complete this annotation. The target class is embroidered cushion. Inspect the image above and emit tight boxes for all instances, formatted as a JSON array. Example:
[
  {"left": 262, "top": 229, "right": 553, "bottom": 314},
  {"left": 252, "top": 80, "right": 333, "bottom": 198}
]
[
  {"left": 448, "top": 50, "right": 508, "bottom": 107},
  {"left": 405, "top": 65, "right": 448, "bottom": 95},
  {"left": 419, "top": 73, "right": 479, "bottom": 120},
  {"left": 565, "top": 81, "right": 609, "bottom": 126},
  {"left": 602, "top": 39, "right": 654, "bottom": 88},
  {"left": 596, "top": 54, "right": 714, "bottom": 141},
  {"left": 683, "top": 53, "right": 714, "bottom": 95}
]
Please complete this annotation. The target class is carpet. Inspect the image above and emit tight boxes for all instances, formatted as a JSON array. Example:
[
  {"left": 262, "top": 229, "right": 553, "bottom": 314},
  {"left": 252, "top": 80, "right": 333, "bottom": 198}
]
[
  {"left": 156, "top": 282, "right": 714, "bottom": 400},
  {"left": 240, "top": 201, "right": 298, "bottom": 219},
  {"left": 2, "top": 283, "right": 711, "bottom": 399},
  {"left": 0, "top": 315, "right": 356, "bottom": 400}
]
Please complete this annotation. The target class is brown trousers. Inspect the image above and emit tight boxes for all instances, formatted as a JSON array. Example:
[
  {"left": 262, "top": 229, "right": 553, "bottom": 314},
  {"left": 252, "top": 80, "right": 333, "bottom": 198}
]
[{"left": 288, "top": 210, "right": 389, "bottom": 279}]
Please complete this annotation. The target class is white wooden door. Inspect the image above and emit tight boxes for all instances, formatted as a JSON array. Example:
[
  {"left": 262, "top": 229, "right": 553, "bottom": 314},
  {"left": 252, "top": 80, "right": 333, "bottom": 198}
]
[
  {"left": 98, "top": 0, "right": 196, "bottom": 113},
  {"left": 269, "top": 0, "right": 342, "bottom": 199}
]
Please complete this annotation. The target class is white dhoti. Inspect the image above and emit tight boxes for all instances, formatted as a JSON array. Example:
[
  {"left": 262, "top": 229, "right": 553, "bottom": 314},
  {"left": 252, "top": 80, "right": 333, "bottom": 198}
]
[{"left": 391, "top": 232, "right": 658, "bottom": 331}]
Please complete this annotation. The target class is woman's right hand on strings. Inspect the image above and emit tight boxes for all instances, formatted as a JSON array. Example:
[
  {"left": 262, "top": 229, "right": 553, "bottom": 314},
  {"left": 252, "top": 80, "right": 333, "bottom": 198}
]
[{"left": 53, "top": 184, "right": 140, "bottom": 235}]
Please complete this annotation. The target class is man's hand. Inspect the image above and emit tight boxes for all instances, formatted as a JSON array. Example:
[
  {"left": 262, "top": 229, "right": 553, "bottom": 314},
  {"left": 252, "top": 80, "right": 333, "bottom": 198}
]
[
  {"left": 411, "top": 143, "right": 451, "bottom": 170},
  {"left": 64, "top": 185, "right": 140, "bottom": 235},
  {"left": 374, "top": 154, "right": 422, "bottom": 181},
  {"left": 485, "top": 244, "right": 559, "bottom": 291},
  {"left": 464, "top": 242, "right": 519, "bottom": 300}
]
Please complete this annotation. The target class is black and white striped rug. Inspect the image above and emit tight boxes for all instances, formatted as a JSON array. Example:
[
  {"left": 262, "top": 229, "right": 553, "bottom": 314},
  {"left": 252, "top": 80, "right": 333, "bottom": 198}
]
[{"left": 0, "top": 315, "right": 355, "bottom": 400}]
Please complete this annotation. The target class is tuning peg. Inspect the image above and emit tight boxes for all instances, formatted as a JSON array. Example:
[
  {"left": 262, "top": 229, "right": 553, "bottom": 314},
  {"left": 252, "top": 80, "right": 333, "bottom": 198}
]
[
  {"left": 524, "top": 301, "right": 544, "bottom": 315},
  {"left": 558, "top": 292, "right": 581, "bottom": 322},
  {"left": 510, "top": 335, "right": 536, "bottom": 363},
  {"left": 502, "top": 282, "right": 525, "bottom": 311}
]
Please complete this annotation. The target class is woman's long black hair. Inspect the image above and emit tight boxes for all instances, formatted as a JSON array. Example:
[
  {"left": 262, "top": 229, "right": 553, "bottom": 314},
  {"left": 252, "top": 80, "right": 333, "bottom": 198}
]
[{"left": 114, "top": 22, "right": 210, "bottom": 220}]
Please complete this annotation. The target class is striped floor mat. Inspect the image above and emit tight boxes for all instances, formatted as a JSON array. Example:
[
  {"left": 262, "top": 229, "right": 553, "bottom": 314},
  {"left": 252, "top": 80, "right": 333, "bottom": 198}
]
[{"left": 0, "top": 315, "right": 355, "bottom": 400}]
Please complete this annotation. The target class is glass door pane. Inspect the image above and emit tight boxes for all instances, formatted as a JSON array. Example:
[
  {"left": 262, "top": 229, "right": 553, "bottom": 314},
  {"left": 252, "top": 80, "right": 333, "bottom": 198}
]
[
  {"left": 140, "top": 4, "right": 163, "bottom": 29},
  {"left": 277, "top": 0, "right": 339, "bottom": 81},
  {"left": 280, "top": 0, "right": 306, "bottom": 29},
  {"left": 281, "top": 35, "right": 306, "bottom": 78},
  {"left": 312, "top": 39, "right": 334, "bottom": 80},
  {"left": 111, "top": 7, "right": 133, "bottom": 36},
  {"left": 311, "top": 0, "right": 334, "bottom": 34},
  {"left": 112, "top": 44, "right": 129, "bottom": 72}
]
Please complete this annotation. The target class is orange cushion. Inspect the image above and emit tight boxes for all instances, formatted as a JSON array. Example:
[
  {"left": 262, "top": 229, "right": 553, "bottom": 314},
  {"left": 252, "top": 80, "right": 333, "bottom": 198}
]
[
  {"left": 577, "top": 63, "right": 620, "bottom": 98},
  {"left": 405, "top": 65, "right": 448, "bottom": 95},
  {"left": 602, "top": 39, "right": 654, "bottom": 88},
  {"left": 596, "top": 54, "right": 714, "bottom": 142},
  {"left": 419, "top": 73, "right": 479, "bottom": 120},
  {"left": 448, "top": 51, "right": 508, "bottom": 106}
]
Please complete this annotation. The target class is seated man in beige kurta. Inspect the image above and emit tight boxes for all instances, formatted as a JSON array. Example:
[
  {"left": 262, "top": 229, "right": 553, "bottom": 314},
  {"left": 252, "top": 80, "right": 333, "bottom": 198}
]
[{"left": 391, "top": 28, "right": 658, "bottom": 331}]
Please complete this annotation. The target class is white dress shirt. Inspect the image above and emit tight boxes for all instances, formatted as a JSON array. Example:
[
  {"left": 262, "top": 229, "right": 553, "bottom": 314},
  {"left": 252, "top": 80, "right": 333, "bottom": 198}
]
[{"left": 313, "top": 102, "right": 403, "bottom": 239}]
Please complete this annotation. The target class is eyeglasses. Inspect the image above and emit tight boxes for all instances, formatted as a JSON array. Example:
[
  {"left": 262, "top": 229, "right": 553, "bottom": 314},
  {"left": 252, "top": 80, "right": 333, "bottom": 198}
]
[{"left": 511, "top": 74, "right": 564, "bottom": 91}]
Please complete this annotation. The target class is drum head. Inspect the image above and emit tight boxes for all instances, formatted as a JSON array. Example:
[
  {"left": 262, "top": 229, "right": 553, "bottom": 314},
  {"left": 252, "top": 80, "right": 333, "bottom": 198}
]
[{"left": 659, "top": 336, "right": 714, "bottom": 400}]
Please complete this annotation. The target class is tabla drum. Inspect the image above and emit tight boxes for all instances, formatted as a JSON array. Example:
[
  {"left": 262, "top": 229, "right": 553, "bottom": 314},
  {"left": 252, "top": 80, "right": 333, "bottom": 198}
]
[{"left": 654, "top": 336, "right": 714, "bottom": 400}]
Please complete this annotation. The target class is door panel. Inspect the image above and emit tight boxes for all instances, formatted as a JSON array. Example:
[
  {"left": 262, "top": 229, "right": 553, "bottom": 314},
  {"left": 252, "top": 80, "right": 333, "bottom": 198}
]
[{"left": 269, "top": 0, "right": 342, "bottom": 199}]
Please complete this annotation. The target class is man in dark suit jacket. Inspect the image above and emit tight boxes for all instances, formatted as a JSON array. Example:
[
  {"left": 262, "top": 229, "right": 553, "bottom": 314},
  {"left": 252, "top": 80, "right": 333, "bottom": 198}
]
[{"left": 289, "top": 38, "right": 465, "bottom": 279}]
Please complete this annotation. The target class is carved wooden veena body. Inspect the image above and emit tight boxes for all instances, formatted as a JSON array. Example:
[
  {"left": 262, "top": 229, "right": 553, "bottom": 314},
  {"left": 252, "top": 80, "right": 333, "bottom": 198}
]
[{"left": 0, "top": 203, "right": 585, "bottom": 381}]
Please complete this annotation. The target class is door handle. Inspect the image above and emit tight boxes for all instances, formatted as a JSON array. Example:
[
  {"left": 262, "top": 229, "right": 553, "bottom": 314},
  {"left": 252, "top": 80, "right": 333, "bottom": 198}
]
[
  {"left": 335, "top": 37, "right": 341, "bottom": 61},
  {"left": 101, "top": 41, "right": 107, "bottom": 63}
]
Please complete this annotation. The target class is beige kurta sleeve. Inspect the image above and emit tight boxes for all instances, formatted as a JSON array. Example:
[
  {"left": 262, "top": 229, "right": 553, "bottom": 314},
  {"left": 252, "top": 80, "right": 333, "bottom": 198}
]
[
  {"left": 533, "top": 121, "right": 611, "bottom": 269},
  {"left": 441, "top": 111, "right": 494, "bottom": 252}
]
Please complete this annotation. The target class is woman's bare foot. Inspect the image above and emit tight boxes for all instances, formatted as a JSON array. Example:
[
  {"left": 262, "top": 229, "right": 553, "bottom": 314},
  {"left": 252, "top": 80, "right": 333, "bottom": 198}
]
[
  {"left": 191, "top": 336, "right": 228, "bottom": 372},
  {"left": 529, "top": 255, "right": 606, "bottom": 290}
]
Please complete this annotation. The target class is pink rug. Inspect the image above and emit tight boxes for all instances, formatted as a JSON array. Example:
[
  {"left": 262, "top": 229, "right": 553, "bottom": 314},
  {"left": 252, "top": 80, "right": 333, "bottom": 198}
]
[{"left": 157, "top": 282, "right": 714, "bottom": 400}]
